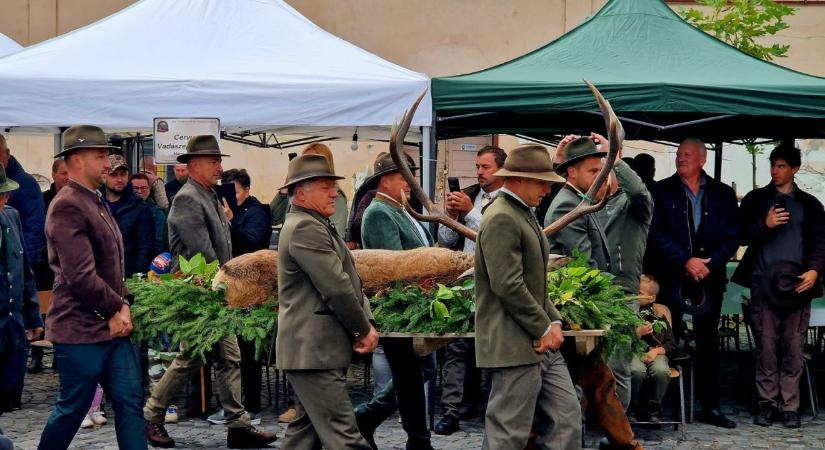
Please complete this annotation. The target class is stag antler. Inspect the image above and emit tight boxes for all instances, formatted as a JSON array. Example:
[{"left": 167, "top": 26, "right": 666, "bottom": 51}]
[
  {"left": 388, "top": 91, "right": 478, "bottom": 242},
  {"left": 543, "top": 80, "right": 624, "bottom": 236}
]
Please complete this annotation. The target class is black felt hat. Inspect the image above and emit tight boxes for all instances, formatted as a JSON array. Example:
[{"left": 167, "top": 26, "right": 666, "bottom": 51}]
[{"left": 761, "top": 261, "right": 822, "bottom": 308}]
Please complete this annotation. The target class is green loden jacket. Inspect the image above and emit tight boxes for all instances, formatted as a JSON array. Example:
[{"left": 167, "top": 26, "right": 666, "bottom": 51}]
[
  {"left": 360, "top": 193, "right": 432, "bottom": 250},
  {"left": 475, "top": 192, "right": 563, "bottom": 368},
  {"left": 276, "top": 205, "right": 373, "bottom": 370}
]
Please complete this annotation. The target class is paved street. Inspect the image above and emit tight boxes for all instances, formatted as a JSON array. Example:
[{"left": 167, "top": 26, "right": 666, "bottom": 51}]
[{"left": 2, "top": 353, "right": 825, "bottom": 449}]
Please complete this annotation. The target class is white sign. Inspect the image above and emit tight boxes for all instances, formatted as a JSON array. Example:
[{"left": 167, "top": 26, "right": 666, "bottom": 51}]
[
  {"left": 460, "top": 143, "right": 479, "bottom": 152},
  {"left": 153, "top": 118, "right": 220, "bottom": 165}
]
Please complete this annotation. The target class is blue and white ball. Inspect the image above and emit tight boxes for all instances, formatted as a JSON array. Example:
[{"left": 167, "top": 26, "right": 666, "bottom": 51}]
[{"left": 150, "top": 252, "right": 172, "bottom": 274}]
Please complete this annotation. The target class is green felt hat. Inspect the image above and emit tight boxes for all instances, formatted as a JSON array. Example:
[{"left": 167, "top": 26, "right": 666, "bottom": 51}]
[
  {"left": 0, "top": 164, "right": 20, "bottom": 194},
  {"left": 494, "top": 145, "right": 565, "bottom": 183},
  {"left": 280, "top": 154, "right": 344, "bottom": 189},
  {"left": 555, "top": 137, "right": 607, "bottom": 175},
  {"left": 177, "top": 135, "right": 229, "bottom": 163}
]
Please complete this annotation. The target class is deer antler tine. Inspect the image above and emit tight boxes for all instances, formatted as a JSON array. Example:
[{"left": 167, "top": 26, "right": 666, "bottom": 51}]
[
  {"left": 543, "top": 81, "right": 623, "bottom": 237},
  {"left": 388, "top": 90, "right": 478, "bottom": 242}
]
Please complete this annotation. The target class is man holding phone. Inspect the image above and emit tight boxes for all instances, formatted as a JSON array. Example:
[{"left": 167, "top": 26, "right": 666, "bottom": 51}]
[
  {"left": 733, "top": 141, "right": 825, "bottom": 428},
  {"left": 434, "top": 145, "right": 506, "bottom": 435}
]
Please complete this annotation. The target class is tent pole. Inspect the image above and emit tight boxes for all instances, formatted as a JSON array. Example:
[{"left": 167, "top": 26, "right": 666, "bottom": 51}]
[
  {"left": 422, "top": 122, "right": 437, "bottom": 235},
  {"left": 713, "top": 142, "right": 723, "bottom": 181}
]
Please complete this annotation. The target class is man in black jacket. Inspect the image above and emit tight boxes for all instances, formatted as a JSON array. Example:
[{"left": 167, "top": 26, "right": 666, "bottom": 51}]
[
  {"left": 433, "top": 145, "right": 505, "bottom": 435},
  {"left": 732, "top": 142, "right": 825, "bottom": 428},
  {"left": 221, "top": 168, "right": 272, "bottom": 417},
  {"left": 648, "top": 138, "right": 740, "bottom": 428},
  {"left": 102, "top": 155, "right": 156, "bottom": 278}
]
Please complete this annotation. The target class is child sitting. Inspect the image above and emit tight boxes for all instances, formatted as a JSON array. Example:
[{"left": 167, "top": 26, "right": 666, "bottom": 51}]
[{"left": 631, "top": 274, "right": 676, "bottom": 423}]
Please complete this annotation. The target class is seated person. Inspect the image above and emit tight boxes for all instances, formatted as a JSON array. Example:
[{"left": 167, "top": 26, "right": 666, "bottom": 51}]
[{"left": 631, "top": 275, "right": 676, "bottom": 423}]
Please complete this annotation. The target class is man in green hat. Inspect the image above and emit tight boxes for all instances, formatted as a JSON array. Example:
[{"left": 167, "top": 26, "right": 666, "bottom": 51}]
[
  {"left": 357, "top": 151, "right": 435, "bottom": 450},
  {"left": 143, "top": 135, "right": 277, "bottom": 449},
  {"left": 474, "top": 144, "right": 580, "bottom": 450},
  {"left": 277, "top": 154, "right": 378, "bottom": 449},
  {"left": 38, "top": 125, "right": 146, "bottom": 450},
  {"left": 0, "top": 164, "right": 43, "bottom": 413}
]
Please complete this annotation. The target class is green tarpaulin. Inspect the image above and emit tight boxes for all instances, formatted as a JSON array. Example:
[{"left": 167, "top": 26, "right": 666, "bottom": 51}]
[{"left": 432, "top": 0, "right": 825, "bottom": 142}]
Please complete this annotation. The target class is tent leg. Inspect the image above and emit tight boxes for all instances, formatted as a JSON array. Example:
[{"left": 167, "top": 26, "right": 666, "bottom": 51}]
[{"left": 713, "top": 142, "right": 723, "bottom": 181}]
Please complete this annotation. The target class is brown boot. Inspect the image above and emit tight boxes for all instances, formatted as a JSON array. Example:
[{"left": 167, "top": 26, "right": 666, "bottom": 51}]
[
  {"left": 145, "top": 423, "right": 175, "bottom": 448},
  {"left": 227, "top": 426, "right": 278, "bottom": 449}
]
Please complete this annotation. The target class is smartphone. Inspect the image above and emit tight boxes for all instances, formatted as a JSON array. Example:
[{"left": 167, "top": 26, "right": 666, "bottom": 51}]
[
  {"left": 288, "top": 152, "right": 298, "bottom": 161},
  {"left": 218, "top": 182, "right": 238, "bottom": 212},
  {"left": 773, "top": 196, "right": 787, "bottom": 211},
  {"left": 448, "top": 177, "right": 461, "bottom": 193}
]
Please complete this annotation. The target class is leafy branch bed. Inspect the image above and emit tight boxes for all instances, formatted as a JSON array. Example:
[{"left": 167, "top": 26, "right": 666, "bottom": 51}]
[{"left": 128, "top": 253, "right": 645, "bottom": 361}]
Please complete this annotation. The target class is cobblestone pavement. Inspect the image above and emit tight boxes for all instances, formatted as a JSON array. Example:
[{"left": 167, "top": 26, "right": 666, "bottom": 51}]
[{"left": 2, "top": 353, "right": 825, "bottom": 449}]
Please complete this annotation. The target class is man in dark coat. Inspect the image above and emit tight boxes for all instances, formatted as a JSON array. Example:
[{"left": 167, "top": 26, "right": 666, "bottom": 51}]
[
  {"left": 0, "top": 164, "right": 43, "bottom": 413},
  {"left": 37, "top": 125, "right": 146, "bottom": 450},
  {"left": 164, "top": 164, "right": 188, "bottom": 203},
  {"left": 648, "top": 138, "right": 740, "bottom": 429},
  {"left": 130, "top": 173, "right": 168, "bottom": 255},
  {"left": 433, "top": 145, "right": 506, "bottom": 435},
  {"left": 0, "top": 134, "right": 47, "bottom": 270},
  {"left": 733, "top": 142, "right": 825, "bottom": 428},
  {"left": 43, "top": 159, "right": 70, "bottom": 211},
  {"left": 221, "top": 168, "right": 272, "bottom": 416},
  {"left": 102, "top": 155, "right": 155, "bottom": 278}
]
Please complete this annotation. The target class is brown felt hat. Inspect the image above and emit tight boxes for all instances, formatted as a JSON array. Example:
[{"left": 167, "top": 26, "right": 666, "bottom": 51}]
[
  {"left": 177, "top": 135, "right": 229, "bottom": 163},
  {"left": 56, "top": 125, "right": 118, "bottom": 158},
  {"left": 494, "top": 145, "right": 565, "bottom": 183},
  {"left": 365, "top": 152, "right": 418, "bottom": 188},
  {"left": 280, "top": 154, "right": 344, "bottom": 189},
  {"left": 555, "top": 137, "right": 607, "bottom": 175}
]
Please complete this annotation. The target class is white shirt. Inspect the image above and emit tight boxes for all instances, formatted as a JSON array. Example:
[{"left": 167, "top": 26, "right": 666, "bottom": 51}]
[{"left": 437, "top": 187, "right": 500, "bottom": 254}]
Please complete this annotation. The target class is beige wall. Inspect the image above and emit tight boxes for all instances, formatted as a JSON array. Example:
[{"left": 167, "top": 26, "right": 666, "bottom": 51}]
[{"left": 3, "top": 0, "right": 825, "bottom": 202}]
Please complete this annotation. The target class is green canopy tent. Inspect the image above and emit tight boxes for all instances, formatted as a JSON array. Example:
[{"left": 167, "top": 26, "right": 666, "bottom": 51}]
[{"left": 431, "top": 0, "right": 825, "bottom": 144}]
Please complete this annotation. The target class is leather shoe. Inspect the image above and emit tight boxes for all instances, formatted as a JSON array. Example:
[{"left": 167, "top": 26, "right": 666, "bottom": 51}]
[
  {"left": 27, "top": 354, "right": 43, "bottom": 374},
  {"left": 145, "top": 423, "right": 175, "bottom": 448},
  {"left": 227, "top": 425, "right": 278, "bottom": 449},
  {"left": 699, "top": 409, "right": 736, "bottom": 428},
  {"left": 434, "top": 415, "right": 460, "bottom": 435},
  {"left": 355, "top": 409, "right": 378, "bottom": 450},
  {"left": 782, "top": 410, "right": 801, "bottom": 429},
  {"left": 754, "top": 402, "right": 773, "bottom": 427}
]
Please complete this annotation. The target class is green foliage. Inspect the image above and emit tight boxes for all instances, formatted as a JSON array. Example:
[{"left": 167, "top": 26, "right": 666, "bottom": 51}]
[
  {"left": 371, "top": 279, "right": 475, "bottom": 334},
  {"left": 679, "top": 0, "right": 796, "bottom": 61},
  {"left": 128, "top": 254, "right": 277, "bottom": 362},
  {"left": 547, "top": 253, "right": 646, "bottom": 359}
]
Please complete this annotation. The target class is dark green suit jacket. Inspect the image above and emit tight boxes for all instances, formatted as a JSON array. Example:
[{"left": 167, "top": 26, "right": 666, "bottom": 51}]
[
  {"left": 276, "top": 205, "right": 373, "bottom": 370},
  {"left": 475, "top": 192, "right": 562, "bottom": 368},
  {"left": 360, "top": 193, "right": 432, "bottom": 250}
]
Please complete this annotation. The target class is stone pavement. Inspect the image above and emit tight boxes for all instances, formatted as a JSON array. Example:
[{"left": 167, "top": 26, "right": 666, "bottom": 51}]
[{"left": 2, "top": 353, "right": 825, "bottom": 449}]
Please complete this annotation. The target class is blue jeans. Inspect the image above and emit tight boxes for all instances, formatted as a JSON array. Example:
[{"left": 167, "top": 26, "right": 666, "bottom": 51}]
[{"left": 38, "top": 338, "right": 147, "bottom": 450}]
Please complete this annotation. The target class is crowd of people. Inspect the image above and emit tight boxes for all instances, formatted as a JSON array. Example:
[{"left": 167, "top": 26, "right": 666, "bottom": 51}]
[{"left": 0, "top": 124, "right": 822, "bottom": 450}]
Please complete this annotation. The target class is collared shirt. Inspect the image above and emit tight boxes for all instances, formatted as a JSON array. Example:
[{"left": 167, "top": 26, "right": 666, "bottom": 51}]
[
  {"left": 68, "top": 178, "right": 102, "bottom": 198},
  {"left": 681, "top": 175, "right": 706, "bottom": 232},
  {"left": 437, "top": 187, "right": 500, "bottom": 253}
]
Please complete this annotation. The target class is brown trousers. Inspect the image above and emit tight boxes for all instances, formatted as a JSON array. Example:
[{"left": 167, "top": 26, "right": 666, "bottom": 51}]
[{"left": 750, "top": 282, "right": 812, "bottom": 412}]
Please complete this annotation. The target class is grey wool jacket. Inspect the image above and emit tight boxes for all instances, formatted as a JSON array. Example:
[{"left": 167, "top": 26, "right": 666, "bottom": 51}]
[
  {"left": 545, "top": 184, "right": 613, "bottom": 273},
  {"left": 475, "top": 192, "right": 562, "bottom": 368},
  {"left": 276, "top": 205, "right": 373, "bottom": 370},
  {"left": 167, "top": 179, "right": 232, "bottom": 271}
]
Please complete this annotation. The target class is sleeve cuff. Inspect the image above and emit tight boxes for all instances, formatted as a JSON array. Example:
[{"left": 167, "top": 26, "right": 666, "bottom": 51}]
[{"left": 542, "top": 321, "right": 562, "bottom": 337}]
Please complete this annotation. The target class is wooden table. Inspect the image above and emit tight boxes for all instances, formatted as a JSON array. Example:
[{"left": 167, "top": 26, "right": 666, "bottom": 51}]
[{"left": 379, "top": 330, "right": 607, "bottom": 355}]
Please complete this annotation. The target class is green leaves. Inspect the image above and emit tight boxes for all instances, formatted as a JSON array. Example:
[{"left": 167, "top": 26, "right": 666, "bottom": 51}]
[
  {"left": 371, "top": 278, "right": 475, "bottom": 334},
  {"left": 679, "top": 0, "right": 796, "bottom": 61},
  {"left": 127, "top": 254, "right": 277, "bottom": 362}
]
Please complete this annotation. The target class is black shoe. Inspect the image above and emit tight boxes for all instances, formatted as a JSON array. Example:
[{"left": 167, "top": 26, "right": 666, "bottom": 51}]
[
  {"left": 434, "top": 415, "right": 460, "bottom": 435},
  {"left": 226, "top": 426, "right": 278, "bottom": 449},
  {"left": 647, "top": 400, "right": 661, "bottom": 424},
  {"left": 782, "top": 411, "right": 801, "bottom": 429},
  {"left": 699, "top": 409, "right": 737, "bottom": 429},
  {"left": 27, "top": 354, "right": 43, "bottom": 374},
  {"left": 354, "top": 409, "right": 378, "bottom": 450},
  {"left": 754, "top": 402, "right": 773, "bottom": 427}
]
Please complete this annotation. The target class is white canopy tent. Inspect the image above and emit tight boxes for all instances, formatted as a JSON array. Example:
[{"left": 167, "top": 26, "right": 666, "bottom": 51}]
[
  {"left": 0, "top": 33, "right": 22, "bottom": 58},
  {"left": 0, "top": 0, "right": 431, "bottom": 135}
]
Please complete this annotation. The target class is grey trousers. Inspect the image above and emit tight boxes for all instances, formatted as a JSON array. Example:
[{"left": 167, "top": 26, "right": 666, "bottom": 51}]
[
  {"left": 751, "top": 282, "right": 812, "bottom": 412},
  {"left": 144, "top": 335, "right": 250, "bottom": 428},
  {"left": 482, "top": 350, "right": 581, "bottom": 450},
  {"left": 440, "top": 338, "right": 480, "bottom": 418},
  {"left": 283, "top": 369, "right": 372, "bottom": 450}
]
